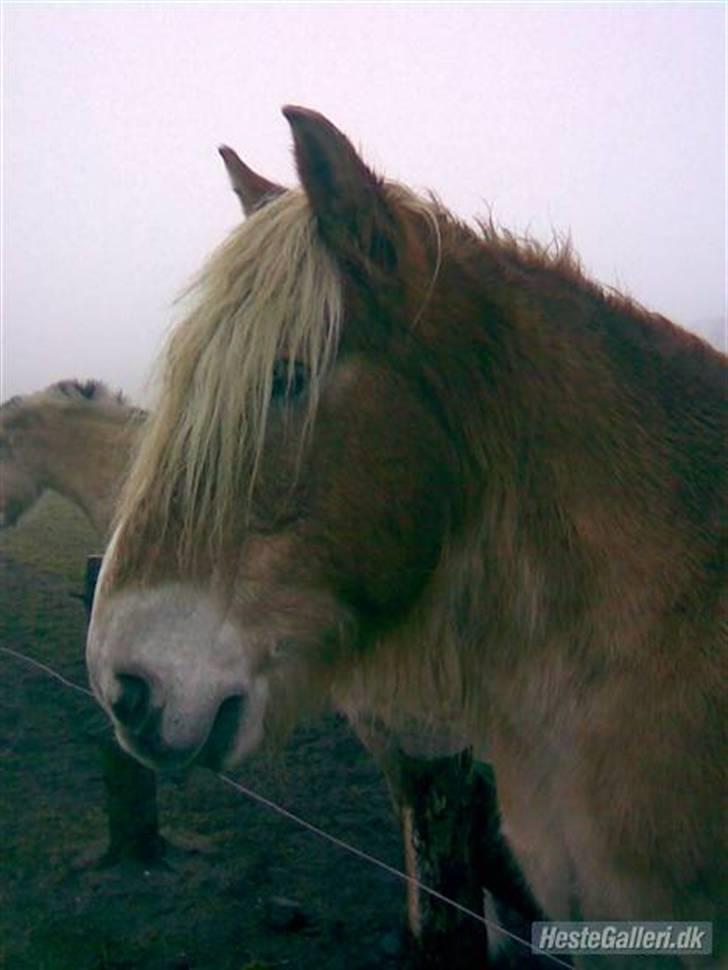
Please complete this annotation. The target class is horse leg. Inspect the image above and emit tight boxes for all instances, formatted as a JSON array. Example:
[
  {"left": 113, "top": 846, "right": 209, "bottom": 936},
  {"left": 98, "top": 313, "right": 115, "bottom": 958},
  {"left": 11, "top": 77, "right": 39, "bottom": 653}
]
[{"left": 471, "top": 763, "right": 559, "bottom": 968}]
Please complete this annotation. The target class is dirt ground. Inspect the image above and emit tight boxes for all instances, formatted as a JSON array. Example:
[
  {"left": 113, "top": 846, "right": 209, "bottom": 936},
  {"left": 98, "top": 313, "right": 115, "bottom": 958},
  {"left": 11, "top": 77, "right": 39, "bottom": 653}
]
[{"left": 0, "top": 495, "right": 410, "bottom": 970}]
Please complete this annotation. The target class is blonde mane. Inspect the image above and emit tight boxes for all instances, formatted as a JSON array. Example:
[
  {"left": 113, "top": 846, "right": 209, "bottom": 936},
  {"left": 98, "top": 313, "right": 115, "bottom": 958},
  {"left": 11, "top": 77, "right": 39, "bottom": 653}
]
[
  {"left": 119, "top": 172, "right": 667, "bottom": 572},
  {"left": 115, "top": 189, "right": 343, "bottom": 560}
]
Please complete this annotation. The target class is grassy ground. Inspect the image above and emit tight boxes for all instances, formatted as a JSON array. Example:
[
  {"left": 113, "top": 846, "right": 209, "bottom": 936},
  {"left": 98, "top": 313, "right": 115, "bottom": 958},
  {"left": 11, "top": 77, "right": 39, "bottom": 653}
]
[{"left": 0, "top": 491, "right": 101, "bottom": 581}]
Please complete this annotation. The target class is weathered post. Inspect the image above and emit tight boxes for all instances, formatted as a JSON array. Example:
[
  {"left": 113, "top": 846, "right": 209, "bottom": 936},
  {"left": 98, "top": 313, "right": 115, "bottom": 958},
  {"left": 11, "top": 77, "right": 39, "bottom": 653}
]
[
  {"left": 393, "top": 748, "right": 490, "bottom": 968},
  {"left": 385, "top": 749, "right": 550, "bottom": 969},
  {"left": 82, "top": 554, "right": 166, "bottom": 864}
]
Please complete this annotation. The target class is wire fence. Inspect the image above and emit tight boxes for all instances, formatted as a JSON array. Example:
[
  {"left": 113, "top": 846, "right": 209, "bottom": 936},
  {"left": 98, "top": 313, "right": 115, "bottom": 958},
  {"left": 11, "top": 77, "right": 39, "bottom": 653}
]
[{"left": 0, "top": 642, "right": 572, "bottom": 969}]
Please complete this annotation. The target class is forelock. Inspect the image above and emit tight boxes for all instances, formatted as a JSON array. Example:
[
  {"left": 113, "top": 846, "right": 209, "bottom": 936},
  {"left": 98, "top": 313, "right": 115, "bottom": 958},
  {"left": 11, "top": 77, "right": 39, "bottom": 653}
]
[{"left": 114, "top": 188, "right": 343, "bottom": 563}]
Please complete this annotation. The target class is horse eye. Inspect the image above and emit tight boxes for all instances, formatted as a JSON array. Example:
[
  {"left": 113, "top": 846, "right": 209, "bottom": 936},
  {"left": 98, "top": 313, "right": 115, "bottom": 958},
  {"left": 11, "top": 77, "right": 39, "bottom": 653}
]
[{"left": 271, "top": 360, "right": 308, "bottom": 401}]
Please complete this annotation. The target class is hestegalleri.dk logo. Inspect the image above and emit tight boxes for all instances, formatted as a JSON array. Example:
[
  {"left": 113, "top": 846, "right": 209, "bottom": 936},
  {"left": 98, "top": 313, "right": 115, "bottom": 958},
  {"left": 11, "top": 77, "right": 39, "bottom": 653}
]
[{"left": 532, "top": 921, "right": 713, "bottom": 956}]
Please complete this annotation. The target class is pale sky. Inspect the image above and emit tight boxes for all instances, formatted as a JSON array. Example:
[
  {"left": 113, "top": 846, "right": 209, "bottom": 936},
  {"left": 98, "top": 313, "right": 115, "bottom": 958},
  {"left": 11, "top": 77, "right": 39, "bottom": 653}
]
[{"left": 2, "top": 3, "right": 726, "bottom": 403}]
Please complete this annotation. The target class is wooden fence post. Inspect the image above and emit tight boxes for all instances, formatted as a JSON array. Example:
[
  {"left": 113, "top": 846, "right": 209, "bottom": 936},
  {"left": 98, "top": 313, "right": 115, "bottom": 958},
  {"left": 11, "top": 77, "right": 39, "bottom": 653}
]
[
  {"left": 82, "top": 555, "right": 166, "bottom": 865},
  {"left": 389, "top": 750, "right": 550, "bottom": 969},
  {"left": 379, "top": 746, "right": 489, "bottom": 968}
]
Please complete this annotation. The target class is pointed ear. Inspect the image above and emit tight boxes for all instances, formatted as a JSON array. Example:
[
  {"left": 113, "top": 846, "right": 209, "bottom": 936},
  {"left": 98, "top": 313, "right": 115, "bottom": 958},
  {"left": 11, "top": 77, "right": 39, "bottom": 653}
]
[
  {"left": 218, "top": 145, "right": 285, "bottom": 217},
  {"left": 281, "top": 105, "right": 398, "bottom": 273}
]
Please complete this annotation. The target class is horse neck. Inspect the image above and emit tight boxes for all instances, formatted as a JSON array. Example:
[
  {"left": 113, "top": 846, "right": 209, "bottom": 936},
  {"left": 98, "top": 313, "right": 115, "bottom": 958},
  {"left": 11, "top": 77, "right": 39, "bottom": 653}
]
[
  {"left": 35, "top": 408, "right": 139, "bottom": 537},
  {"left": 421, "top": 240, "right": 724, "bottom": 668}
]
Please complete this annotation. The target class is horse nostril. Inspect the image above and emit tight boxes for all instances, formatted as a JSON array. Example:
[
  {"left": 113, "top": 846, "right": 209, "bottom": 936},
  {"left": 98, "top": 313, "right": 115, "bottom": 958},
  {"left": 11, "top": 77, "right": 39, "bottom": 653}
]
[
  {"left": 111, "top": 673, "right": 152, "bottom": 731},
  {"left": 201, "top": 694, "right": 246, "bottom": 768}
]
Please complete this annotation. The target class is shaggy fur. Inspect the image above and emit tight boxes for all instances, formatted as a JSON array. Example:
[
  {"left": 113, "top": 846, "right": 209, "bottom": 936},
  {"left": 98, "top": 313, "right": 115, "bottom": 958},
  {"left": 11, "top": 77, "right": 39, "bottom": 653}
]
[{"left": 94, "top": 109, "right": 726, "bottom": 965}]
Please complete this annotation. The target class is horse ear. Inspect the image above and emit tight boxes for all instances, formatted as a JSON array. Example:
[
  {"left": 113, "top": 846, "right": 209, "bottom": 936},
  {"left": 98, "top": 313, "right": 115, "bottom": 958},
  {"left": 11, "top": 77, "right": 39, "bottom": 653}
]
[
  {"left": 218, "top": 145, "right": 284, "bottom": 217},
  {"left": 282, "top": 105, "right": 398, "bottom": 273}
]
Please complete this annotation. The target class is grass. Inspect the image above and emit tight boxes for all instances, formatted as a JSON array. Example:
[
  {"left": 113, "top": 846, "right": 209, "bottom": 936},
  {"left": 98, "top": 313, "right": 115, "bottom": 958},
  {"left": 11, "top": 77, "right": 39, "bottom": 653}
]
[{"left": 0, "top": 492, "right": 102, "bottom": 584}]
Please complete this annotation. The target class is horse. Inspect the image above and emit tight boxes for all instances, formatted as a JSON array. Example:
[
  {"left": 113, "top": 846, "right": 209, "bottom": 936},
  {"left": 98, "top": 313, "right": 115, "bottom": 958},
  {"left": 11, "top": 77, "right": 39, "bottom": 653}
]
[
  {"left": 0, "top": 379, "right": 143, "bottom": 537},
  {"left": 0, "top": 378, "right": 542, "bottom": 964},
  {"left": 0, "top": 378, "right": 173, "bottom": 863},
  {"left": 86, "top": 107, "right": 726, "bottom": 968}
]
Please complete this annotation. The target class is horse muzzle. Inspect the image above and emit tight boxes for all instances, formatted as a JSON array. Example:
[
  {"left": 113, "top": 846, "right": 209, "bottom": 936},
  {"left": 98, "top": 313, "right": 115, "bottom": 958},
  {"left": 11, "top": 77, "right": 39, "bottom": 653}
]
[{"left": 86, "top": 581, "right": 270, "bottom": 770}]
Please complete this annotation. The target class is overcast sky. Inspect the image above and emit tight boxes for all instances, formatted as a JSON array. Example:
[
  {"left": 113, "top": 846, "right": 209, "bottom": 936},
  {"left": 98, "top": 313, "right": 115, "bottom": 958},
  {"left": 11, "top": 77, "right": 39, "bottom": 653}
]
[{"left": 2, "top": 3, "right": 726, "bottom": 403}]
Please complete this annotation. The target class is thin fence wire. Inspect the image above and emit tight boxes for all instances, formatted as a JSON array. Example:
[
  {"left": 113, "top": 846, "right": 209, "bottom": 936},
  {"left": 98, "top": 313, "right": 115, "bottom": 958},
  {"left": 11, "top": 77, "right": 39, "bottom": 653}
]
[
  {"left": 0, "top": 645, "right": 94, "bottom": 698},
  {"left": 0, "top": 643, "right": 572, "bottom": 969}
]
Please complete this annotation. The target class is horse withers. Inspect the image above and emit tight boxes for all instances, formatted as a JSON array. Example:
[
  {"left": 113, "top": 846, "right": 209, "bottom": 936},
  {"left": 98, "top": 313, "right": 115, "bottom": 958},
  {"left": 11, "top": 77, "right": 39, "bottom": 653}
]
[{"left": 86, "top": 107, "right": 726, "bottom": 967}]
